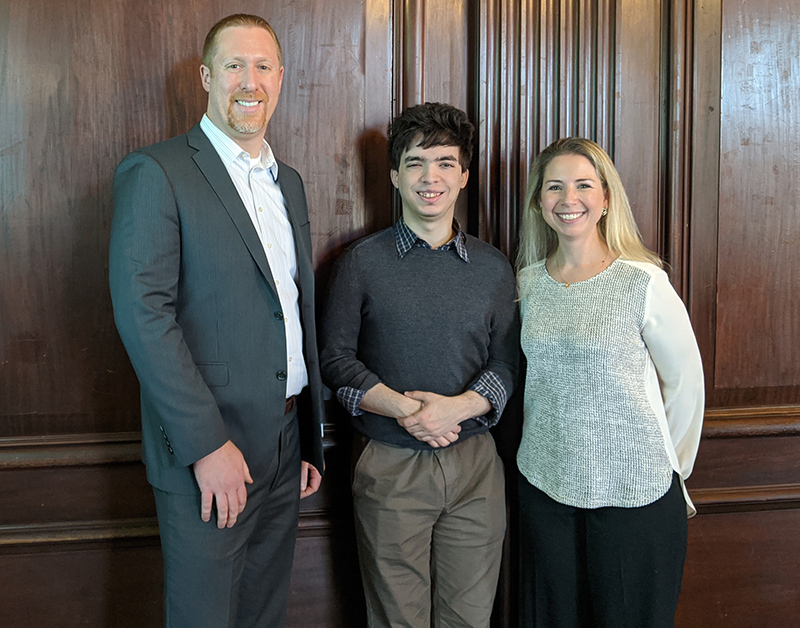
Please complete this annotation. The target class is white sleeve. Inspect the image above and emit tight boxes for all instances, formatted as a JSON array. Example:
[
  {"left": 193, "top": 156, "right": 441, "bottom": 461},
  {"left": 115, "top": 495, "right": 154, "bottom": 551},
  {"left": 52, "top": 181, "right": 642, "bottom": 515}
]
[{"left": 641, "top": 269, "right": 705, "bottom": 479}]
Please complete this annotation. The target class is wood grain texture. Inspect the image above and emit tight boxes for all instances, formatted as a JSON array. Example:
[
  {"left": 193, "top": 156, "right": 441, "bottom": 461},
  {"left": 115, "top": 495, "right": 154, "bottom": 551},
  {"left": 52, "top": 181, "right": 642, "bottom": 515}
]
[
  {"left": 477, "top": 0, "right": 626, "bottom": 256},
  {"left": 689, "top": 0, "right": 723, "bottom": 400},
  {"left": 677, "top": 509, "right": 800, "bottom": 627},
  {"left": 688, "top": 433, "right": 800, "bottom": 490},
  {"left": 2, "top": 0, "right": 800, "bottom": 625},
  {"left": 665, "top": 0, "right": 691, "bottom": 296},
  {"left": 688, "top": 0, "right": 800, "bottom": 408},
  {"left": 613, "top": 0, "right": 662, "bottom": 252},
  {"left": 714, "top": 0, "right": 800, "bottom": 391},
  {"left": 0, "top": 540, "right": 164, "bottom": 628}
]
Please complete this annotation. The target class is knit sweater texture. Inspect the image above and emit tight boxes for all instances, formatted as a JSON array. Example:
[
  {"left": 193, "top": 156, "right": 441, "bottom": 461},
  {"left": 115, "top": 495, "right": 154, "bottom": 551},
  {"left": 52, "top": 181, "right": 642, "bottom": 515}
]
[
  {"left": 321, "top": 226, "right": 519, "bottom": 449},
  {"left": 517, "top": 258, "right": 704, "bottom": 510}
]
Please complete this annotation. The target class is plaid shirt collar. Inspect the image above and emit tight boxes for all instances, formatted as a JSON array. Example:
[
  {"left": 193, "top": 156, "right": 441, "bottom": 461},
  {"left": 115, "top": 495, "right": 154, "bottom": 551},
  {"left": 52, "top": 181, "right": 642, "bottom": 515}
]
[{"left": 394, "top": 216, "right": 470, "bottom": 262}]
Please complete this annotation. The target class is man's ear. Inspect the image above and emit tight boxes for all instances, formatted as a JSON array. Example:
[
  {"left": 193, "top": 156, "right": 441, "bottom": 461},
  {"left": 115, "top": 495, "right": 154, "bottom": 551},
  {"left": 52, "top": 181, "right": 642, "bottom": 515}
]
[
  {"left": 390, "top": 169, "right": 399, "bottom": 189},
  {"left": 199, "top": 65, "right": 211, "bottom": 93}
]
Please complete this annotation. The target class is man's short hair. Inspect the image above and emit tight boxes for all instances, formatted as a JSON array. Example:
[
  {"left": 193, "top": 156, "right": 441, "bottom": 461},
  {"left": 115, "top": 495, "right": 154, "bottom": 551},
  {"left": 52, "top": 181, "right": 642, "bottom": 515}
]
[
  {"left": 202, "top": 14, "right": 283, "bottom": 69},
  {"left": 388, "top": 102, "right": 474, "bottom": 171}
]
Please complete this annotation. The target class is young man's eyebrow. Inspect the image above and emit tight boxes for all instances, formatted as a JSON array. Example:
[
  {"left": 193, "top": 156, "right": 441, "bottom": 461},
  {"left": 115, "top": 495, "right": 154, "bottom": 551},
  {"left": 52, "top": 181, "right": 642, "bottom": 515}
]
[{"left": 403, "top": 154, "right": 459, "bottom": 163}]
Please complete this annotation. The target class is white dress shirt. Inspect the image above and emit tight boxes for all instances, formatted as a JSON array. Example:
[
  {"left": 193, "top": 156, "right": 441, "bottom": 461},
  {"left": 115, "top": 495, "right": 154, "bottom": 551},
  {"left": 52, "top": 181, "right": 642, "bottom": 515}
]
[{"left": 200, "top": 115, "right": 308, "bottom": 397}]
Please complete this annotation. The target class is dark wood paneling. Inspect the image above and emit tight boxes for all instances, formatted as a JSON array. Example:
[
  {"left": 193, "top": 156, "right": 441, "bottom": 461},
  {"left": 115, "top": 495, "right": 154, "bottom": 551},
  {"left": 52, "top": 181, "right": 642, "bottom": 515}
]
[
  {"left": 714, "top": 0, "right": 800, "bottom": 391},
  {"left": 1, "top": 0, "right": 389, "bottom": 624},
  {"left": 0, "top": 541, "right": 164, "bottom": 628},
  {"left": 690, "top": 0, "right": 800, "bottom": 408},
  {"left": 476, "top": 0, "right": 662, "bottom": 255},
  {"left": 690, "top": 435, "right": 800, "bottom": 492},
  {"left": 677, "top": 509, "right": 800, "bottom": 627},
  {"left": 613, "top": 0, "right": 663, "bottom": 252},
  {"left": 3, "top": 0, "right": 800, "bottom": 625}
]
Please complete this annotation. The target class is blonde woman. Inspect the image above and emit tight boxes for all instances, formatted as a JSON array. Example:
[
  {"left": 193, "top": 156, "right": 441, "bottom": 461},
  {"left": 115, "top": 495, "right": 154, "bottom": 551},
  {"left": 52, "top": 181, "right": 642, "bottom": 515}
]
[{"left": 516, "top": 138, "right": 704, "bottom": 627}]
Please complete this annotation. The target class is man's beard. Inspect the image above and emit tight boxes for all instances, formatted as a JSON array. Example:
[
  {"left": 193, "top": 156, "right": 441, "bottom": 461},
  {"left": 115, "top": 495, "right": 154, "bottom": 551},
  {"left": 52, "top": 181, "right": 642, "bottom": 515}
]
[{"left": 227, "top": 93, "right": 268, "bottom": 134}]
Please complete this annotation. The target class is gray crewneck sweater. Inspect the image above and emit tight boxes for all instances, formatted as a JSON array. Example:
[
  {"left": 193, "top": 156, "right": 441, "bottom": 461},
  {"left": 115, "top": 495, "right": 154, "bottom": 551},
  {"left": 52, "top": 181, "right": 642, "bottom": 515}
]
[{"left": 321, "top": 226, "right": 519, "bottom": 449}]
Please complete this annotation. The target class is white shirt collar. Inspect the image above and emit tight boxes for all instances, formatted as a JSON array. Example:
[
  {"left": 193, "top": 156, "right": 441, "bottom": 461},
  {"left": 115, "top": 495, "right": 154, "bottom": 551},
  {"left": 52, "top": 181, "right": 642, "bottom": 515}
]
[{"left": 199, "top": 114, "right": 278, "bottom": 179}]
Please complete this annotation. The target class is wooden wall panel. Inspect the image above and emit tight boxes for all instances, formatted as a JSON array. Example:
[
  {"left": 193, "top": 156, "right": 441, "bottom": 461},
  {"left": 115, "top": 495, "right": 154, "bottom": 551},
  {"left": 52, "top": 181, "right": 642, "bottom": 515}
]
[
  {"left": 0, "top": 541, "right": 164, "bottom": 628},
  {"left": 3, "top": 0, "right": 800, "bottom": 625},
  {"left": 613, "top": 0, "right": 663, "bottom": 252},
  {"left": 690, "top": 0, "right": 800, "bottom": 408},
  {"left": 476, "top": 0, "right": 662, "bottom": 255},
  {"left": 677, "top": 509, "right": 800, "bottom": 627},
  {"left": 0, "top": 0, "right": 394, "bottom": 624},
  {"left": 0, "top": 0, "right": 141, "bottom": 436},
  {"left": 676, "top": 0, "right": 800, "bottom": 623},
  {"left": 715, "top": 0, "right": 800, "bottom": 391},
  {"left": 267, "top": 0, "right": 394, "bottom": 270}
]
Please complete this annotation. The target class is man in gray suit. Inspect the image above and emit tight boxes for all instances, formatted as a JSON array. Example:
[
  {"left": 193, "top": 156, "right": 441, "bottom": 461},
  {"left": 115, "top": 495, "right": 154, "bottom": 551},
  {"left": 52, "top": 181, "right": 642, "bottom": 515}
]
[{"left": 109, "top": 14, "right": 324, "bottom": 628}]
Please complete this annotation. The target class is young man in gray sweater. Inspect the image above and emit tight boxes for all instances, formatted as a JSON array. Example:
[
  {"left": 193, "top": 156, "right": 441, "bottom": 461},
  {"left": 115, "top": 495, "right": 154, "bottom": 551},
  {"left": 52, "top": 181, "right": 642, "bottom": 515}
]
[{"left": 320, "top": 102, "right": 519, "bottom": 627}]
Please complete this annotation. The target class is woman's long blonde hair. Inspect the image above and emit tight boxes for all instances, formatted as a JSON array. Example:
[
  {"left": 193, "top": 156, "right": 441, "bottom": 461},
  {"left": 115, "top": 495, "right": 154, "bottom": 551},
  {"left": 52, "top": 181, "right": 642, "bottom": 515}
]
[{"left": 516, "top": 137, "right": 662, "bottom": 271}]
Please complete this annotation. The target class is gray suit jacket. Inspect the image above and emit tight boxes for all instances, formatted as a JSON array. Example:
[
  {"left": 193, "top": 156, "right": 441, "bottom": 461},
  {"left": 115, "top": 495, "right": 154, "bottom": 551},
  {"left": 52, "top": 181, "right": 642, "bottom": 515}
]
[{"left": 109, "top": 124, "right": 324, "bottom": 494}]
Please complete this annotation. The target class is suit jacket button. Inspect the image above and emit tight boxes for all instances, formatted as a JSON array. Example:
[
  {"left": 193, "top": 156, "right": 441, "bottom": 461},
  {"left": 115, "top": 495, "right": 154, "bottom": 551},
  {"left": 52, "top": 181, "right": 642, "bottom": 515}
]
[
  {"left": 274, "top": 311, "right": 284, "bottom": 321},
  {"left": 276, "top": 371, "right": 287, "bottom": 381}
]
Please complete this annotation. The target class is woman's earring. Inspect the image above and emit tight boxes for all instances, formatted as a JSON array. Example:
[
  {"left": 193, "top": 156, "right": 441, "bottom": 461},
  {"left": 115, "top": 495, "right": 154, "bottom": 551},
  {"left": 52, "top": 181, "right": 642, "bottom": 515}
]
[{"left": 601, "top": 207, "right": 608, "bottom": 217}]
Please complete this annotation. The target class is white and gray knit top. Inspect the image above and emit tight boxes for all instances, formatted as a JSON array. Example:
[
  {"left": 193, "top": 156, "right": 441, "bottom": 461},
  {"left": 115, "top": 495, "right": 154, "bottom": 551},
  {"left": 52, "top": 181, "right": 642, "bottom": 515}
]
[{"left": 517, "top": 259, "right": 704, "bottom": 514}]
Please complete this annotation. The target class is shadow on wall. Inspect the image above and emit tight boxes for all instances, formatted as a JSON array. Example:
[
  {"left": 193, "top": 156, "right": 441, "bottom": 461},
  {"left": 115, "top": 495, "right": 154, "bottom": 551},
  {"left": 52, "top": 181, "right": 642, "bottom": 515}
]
[{"left": 165, "top": 56, "right": 207, "bottom": 139}]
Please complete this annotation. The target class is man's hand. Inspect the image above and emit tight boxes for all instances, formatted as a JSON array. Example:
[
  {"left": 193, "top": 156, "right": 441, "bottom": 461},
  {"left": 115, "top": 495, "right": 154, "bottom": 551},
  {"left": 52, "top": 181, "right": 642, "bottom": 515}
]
[
  {"left": 417, "top": 428, "right": 462, "bottom": 449},
  {"left": 360, "top": 384, "right": 458, "bottom": 447},
  {"left": 399, "top": 390, "right": 492, "bottom": 448},
  {"left": 192, "top": 440, "right": 253, "bottom": 529},
  {"left": 300, "top": 461, "right": 322, "bottom": 499},
  {"left": 360, "top": 383, "right": 422, "bottom": 419}
]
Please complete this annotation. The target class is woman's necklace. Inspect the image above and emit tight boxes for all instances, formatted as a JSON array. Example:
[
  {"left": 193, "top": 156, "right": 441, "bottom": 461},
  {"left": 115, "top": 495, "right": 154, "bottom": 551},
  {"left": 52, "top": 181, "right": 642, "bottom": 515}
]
[{"left": 554, "top": 251, "right": 608, "bottom": 288}]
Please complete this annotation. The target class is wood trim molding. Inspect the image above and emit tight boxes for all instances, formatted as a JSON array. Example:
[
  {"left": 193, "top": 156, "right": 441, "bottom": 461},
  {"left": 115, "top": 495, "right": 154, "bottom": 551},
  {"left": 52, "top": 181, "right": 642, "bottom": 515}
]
[
  {"left": 1, "top": 488, "right": 793, "bottom": 546},
  {"left": 0, "top": 518, "right": 159, "bottom": 547},
  {"left": 703, "top": 406, "right": 800, "bottom": 438},
  {"left": 395, "top": 0, "right": 426, "bottom": 114},
  {"left": 475, "top": 0, "right": 500, "bottom": 247},
  {"left": 665, "top": 0, "right": 692, "bottom": 295},
  {"left": 689, "top": 0, "right": 723, "bottom": 400},
  {"left": 0, "top": 426, "right": 341, "bottom": 470},
  {"left": 0, "top": 432, "right": 142, "bottom": 469},
  {"left": 0, "top": 509, "right": 337, "bottom": 548},
  {"left": 692, "top": 483, "right": 800, "bottom": 514},
  {"left": 476, "top": 0, "right": 522, "bottom": 256},
  {"left": 476, "top": 0, "right": 620, "bottom": 256}
]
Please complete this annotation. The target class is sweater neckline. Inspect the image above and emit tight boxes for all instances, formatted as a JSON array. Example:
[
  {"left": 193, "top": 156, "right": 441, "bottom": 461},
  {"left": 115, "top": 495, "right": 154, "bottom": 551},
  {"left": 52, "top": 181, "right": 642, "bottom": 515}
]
[{"left": 543, "top": 257, "right": 619, "bottom": 288}]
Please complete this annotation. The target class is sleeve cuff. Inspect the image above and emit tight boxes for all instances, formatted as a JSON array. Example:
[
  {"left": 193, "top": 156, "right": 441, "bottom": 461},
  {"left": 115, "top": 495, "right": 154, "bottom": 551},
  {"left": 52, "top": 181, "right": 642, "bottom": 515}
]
[
  {"left": 336, "top": 386, "right": 368, "bottom": 416},
  {"left": 469, "top": 371, "right": 508, "bottom": 427}
]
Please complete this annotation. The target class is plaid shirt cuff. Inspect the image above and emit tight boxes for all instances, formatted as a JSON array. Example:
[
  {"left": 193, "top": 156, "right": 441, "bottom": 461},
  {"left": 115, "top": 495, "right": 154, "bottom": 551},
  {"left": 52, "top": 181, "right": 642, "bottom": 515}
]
[
  {"left": 469, "top": 371, "right": 508, "bottom": 427},
  {"left": 337, "top": 386, "right": 367, "bottom": 416}
]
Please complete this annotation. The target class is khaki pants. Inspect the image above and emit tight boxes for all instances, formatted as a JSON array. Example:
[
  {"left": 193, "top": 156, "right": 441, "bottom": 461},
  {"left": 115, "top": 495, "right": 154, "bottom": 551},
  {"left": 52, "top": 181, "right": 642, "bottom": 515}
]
[{"left": 352, "top": 432, "right": 506, "bottom": 628}]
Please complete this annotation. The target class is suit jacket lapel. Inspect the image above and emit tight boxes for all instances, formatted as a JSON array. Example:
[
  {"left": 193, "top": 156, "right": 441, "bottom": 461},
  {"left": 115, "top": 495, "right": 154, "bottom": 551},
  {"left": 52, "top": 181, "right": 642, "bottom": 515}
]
[{"left": 187, "top": 125, "right": 279, "bottom": 296}]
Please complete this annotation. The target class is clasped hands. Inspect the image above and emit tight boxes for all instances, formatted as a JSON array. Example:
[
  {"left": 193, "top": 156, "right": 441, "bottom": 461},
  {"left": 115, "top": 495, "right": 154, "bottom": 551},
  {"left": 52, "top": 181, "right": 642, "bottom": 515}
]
[{"left": 396, "top": 390, "right": 490, "bottom": 449}]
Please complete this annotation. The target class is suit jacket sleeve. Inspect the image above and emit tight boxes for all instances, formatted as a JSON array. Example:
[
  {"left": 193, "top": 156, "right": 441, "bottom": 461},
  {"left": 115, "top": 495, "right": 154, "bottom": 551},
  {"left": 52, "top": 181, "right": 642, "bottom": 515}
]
[{"left": 109, "top": 151, "right": 229, "bottom": 467}]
